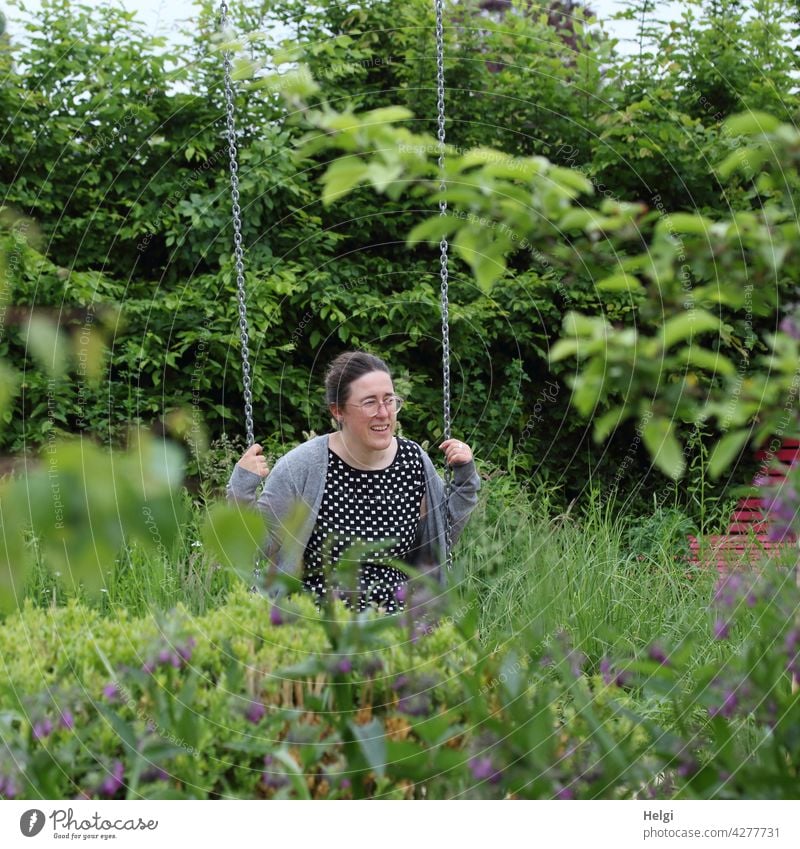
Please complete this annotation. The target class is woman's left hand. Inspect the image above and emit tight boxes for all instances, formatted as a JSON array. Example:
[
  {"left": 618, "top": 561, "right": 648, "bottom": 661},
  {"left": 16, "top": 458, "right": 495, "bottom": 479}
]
[{"left": 440, "top": 438, "right": 473, "bottom": 466}]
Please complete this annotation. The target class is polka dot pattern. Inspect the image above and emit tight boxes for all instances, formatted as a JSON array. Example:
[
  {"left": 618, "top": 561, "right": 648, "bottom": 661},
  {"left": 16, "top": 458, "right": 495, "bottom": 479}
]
[{"left": 303, "top": 437, "right": 426, "bottom": 613}]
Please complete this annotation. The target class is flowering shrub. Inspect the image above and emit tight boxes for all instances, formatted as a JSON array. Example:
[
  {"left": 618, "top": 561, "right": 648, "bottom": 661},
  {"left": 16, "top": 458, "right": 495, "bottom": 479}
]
[
  {"left": 626, "top": 567, "right": 799, "bottom": 799},
  {"left": 1, "top": 559, "right": 796, "bottom": 799}
]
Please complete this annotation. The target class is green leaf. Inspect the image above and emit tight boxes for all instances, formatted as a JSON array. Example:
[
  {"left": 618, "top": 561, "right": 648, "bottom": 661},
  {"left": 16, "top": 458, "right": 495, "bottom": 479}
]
[
  {"left": 406, "top": 215, "right": 459, "bottom": 246},
  {"left": 275, "top": 65, "right": 319, "bottom": 98},
  {"left": 593, "top": 405, "right": 632, "bottom": 443},
  {"left": 96, "top": 703, "right": 138, "bottom": 754},
  {"left": 658, "top": 213, "right": 713, "bottom": 236},
  {"left": 349, "top": 718, "right": 387, "bottom": 778},
  {"left": 25, "top": 316, "right": 69, "bottom": 377},
  {"left": 717, "top": 146, "right": 767, "bottom": 180},
  {"left": 563, "top": 312, "right": 603, "bottom": 337},
  {"left": 484, "top": 156, "right": 545, "bottom": 181},
  {"left": 232, "top": 57, "right": 260, "bottom": 81},
  {"left": 201, "top": 502, "right": 265, "bottom": 582},
  {"left": 0, "top": 362, "right": 20, "bottom": 424},
  {"left": 660, "top": 310, "right": 720, "bottom": 351},
  {"left": 642, "top": 416, "right": 686, "bottom": 479},
  {"left": 452, "top": 225, "right": 482, "bottom": 265},
  {"left": 549, "top": 338, "right": 581, "bottom": 363},
  {"left": 559, "top": 209, "right": 595, "bottom": 230},
  {"left": 708, "top": 429, "right": 751, "bottom": 479},
  {"left": 676, "top": 346, "right": 735, "bottom": 376},
  {"left": 363, "top": 106, "right": 413, "bottom": 124},
  {"left": 723, "top": 111, "right": 781, "bottom": 137},
  {"left": 365, "top": 160, "right": 403, "bottom": 193},
  {"left": 473, "top": 253, "right": 504, "bottom": 293},
  {"left": 321, "top": 158, "right": 369, "bottom": 205},
  {"left": 595, "top": 273, "right": 643, "bottom": 293},
  {"left": 268, "top": 748, "right": 312, "bottom": 800},
  {"left": 459, "top": 147, "right": 510, "bottom": 169},
  {"left": 547, "top": 165, "right": 593, "bottom": 195}
]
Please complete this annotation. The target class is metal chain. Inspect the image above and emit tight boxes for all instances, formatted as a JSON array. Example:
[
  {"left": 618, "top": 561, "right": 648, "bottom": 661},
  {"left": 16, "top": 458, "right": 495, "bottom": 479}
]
[
  {"left": 434, "top": 0, "right": 453, "bottom": 573},
  {"left": 219, "top": 1, "right": 255, "bottom": 448}
]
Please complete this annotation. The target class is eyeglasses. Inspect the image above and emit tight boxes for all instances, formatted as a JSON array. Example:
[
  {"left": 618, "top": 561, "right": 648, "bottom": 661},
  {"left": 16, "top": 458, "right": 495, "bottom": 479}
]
[{"left": 346, "top": 395, "right": 404, "bottom": 416}]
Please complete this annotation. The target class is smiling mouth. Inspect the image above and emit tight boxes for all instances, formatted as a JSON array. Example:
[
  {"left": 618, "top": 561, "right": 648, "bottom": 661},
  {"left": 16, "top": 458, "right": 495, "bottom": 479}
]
[{"left": 370, "top": 425, "right": 390, "bottom": 432}]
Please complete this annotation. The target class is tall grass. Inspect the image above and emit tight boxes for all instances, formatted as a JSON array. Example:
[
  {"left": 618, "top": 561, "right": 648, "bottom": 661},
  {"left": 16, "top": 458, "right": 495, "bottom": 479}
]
[
  {"left": 22, "top": 469, "right": 769, "bottom": 675},
  {"left": 24, "top": 491, "right": 238, "bottom": 616},
  {"left": 457, "top": 473, "right": 749, "bottom": 669}
]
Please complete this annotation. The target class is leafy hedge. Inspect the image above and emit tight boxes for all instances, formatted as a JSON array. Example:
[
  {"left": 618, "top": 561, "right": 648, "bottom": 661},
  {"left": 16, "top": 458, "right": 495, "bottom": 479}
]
[
  {"left": 1, "top": 565, "right": 798, "bottom": 800},
  {"left": 3, "top": 0, "right": 798, "bottom": 510},
  {"left": 0, "top": 588, "right": 477, "bottom": 799}
]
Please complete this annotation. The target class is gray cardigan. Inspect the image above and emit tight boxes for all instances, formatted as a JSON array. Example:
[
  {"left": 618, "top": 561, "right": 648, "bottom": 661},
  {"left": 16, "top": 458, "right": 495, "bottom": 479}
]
[{"left": 226, "top": 434, "right": 481, "bottom": 587}]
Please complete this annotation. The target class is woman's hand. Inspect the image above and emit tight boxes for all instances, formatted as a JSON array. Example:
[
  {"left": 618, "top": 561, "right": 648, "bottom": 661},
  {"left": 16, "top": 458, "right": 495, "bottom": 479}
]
[
  {"left": 237, "top": 443, "right": 270, "bottom": 478},
  {"left": 440, "top": 438, "right": 473, "bottom": 467}
]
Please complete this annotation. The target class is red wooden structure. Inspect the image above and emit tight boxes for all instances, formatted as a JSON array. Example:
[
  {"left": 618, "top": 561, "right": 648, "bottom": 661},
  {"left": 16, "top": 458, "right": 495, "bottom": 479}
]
[{"left": 688, "top": 438, "right": 800, "bottom": 570}]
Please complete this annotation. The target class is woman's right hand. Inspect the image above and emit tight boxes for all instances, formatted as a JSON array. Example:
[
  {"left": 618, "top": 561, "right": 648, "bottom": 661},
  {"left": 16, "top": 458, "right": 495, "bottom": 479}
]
[{"left": 237, "top": 443, "right": 270, "bottom": 478}]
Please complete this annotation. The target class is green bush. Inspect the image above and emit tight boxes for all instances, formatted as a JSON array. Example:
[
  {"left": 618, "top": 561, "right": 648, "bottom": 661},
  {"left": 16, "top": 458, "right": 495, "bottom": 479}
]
[{"left": 5, "top": 0, "right": 797, "bottom": 516}]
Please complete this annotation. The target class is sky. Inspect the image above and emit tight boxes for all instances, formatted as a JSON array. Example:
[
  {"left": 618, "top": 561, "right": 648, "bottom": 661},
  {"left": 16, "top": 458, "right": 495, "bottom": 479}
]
[{"left": 2, "top": 0, "right": 691, "bottom": 53}]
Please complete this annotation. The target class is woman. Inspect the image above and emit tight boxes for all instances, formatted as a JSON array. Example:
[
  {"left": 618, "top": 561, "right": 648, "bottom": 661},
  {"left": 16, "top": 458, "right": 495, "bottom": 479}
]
[{"left": 227, "top": 351, "right": 480, "bottom": 612}]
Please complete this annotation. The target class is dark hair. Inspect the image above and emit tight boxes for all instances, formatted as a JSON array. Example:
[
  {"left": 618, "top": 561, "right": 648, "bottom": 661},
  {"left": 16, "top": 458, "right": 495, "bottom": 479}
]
[{"left": 324, "top": 351, "right": 392, "bottom": 407}]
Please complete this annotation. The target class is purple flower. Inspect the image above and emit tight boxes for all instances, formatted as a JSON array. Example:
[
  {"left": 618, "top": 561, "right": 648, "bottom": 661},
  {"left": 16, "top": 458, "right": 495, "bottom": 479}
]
[
  {"left": 779, "top": 316, "right": 800, "bottom": 340},
  {"left": 677, "top": 756, "right": 699, "bottom": 778},
  {"left": 157, "top": 649, "right": 172, "bottom": 665},
  {"left": 397, "top": 693, "right": 432, "bottom": 717},
  {"left": 767, "top": 523, "right": 794, "bottom": 543},
  {"left": 142, "top": 661, "right": 155, "bottom": 675},
  {"left": 98, "top": 761, "right": 125, "bottom": 798},
  {"left": 411, "top": 620, "right": 437, "bottom": 642},
  {"left": 362, "top": 656, "right": 384, "bottom": 677},
  {"left": 0, "top": 774, "right": 18, "bottom": 799},
  {"left": 391, "top": 675, "right": 410, "bottom": 692},
  {"left": 555, "top": 786, "right": 575, "bottom": 799},
  {"left": 269, "top": 605, "right": 284, "bottom": 627},
  {"left": 568, "top": 650, "right": 586, "bottom": 677},
  {"left": 176, "top": 640, "right": 195, "bottom": 663},
  {"left": 599, "top": 657, "right": 628, "bottom": 687},
  {"left": 785, "top": 628, "right": 800, "bottom": 676},
  {"left": 713, "top": 618, "right": 730, "bottom": 640},
  {"left": 761, "top": 699, "right": 779, "bottom": 730},
  {"left": 648, "top": 644, "right": 670, "bottom": 665},
  {"left": 262, "top": 755, "right": 288, "bottom": 790},
  {"left": 468, "top": 756, "right": 502, "bottom": 785},
  {"left": 395, "top": 584, "right": 407, "bottom": 604},
  {"left": 59, "top": 710, "right": 74, "bottom": 731},
  {"left": 713, "top": 574, "right": 743, "bottom": 607},
  {"left": 140, "top": 766, "right": 170, "bottom": 783},
  {"left": 336, "top": 658, "right": 353, "bottom": 675},
  {"left": 102, "top": 683, "right": 119, "bottom": 701},
  {"left": 340, "top": 778, "right": 351, "bottom": 789},
  {"left": 245, "top": 701, "right": 267, "bottom": 724},
  {"left": 708, "top": 689, "right": 738, "bottom": 719},
  {"left": 32, "top": 718, "right": 53, "bottom": 740}
]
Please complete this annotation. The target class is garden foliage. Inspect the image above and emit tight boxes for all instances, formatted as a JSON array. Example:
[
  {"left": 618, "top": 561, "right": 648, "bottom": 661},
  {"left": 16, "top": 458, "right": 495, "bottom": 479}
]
[
  {"left": 0, "top": 565, "right": 797, "bottom": 799},
  {"left": 1, "top": 0, "right": 798, "bottom": 504},
  {"left": 1, "top": 0, "right": 799, "bottom": 802}
]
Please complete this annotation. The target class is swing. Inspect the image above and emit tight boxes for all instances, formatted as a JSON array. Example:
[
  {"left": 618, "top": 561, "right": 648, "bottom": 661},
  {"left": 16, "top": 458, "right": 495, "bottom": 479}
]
[{"left": 217, "top": 0, "right": 455, "bottom": 570}]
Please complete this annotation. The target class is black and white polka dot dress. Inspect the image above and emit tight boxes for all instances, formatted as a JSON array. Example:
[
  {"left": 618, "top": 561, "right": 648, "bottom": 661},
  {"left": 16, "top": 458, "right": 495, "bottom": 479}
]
[{"left": 303, "top": 437, "right": 426, "bottom": 613}]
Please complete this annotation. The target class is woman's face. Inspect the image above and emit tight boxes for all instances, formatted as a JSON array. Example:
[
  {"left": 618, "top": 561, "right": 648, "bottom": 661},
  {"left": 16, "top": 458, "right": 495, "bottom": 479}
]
[{"left": 331, "top": 370, "right": 397, "bottom": 452}]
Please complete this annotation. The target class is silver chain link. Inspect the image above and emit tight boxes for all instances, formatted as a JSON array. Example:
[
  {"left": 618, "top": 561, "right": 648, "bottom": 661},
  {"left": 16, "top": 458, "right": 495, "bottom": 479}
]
[
  {"left": 434, "top": 0, "right": 453, "bottom": 573},
  {"left": 219, "top": 1, "right": 255, "bottom": 448}
]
